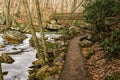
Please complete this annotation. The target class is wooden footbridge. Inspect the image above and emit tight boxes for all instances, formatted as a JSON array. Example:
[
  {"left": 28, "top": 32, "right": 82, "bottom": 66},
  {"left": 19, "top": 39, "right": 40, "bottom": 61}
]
[{"left": 49, "top": 13, "right": 84, "bottom": 20}]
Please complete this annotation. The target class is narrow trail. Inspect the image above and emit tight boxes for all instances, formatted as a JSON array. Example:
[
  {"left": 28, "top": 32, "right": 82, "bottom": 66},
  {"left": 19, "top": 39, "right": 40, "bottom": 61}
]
[{"left": 60, "top": 35, "right": 88, "bottom": 80}]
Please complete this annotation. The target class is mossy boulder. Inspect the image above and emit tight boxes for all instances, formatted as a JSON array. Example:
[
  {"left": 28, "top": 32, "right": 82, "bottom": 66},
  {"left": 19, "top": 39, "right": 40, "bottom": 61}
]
[
  {"left": 3, "top": 30, "right": 27, "bottom": 44},
  {"left": 0, "top": 53, "right": 14, "bottom": 64},
  {"left": 0, "top": 43, "right": 5, "bottom": 48},
  {"left": 54, "top": 54, "right": 64, "bottom": 65},
  {"left": 79, "top": 40, "right": 92, "bottom": 47},
  {"left": 46, "top": 24, "right": 64, "bottom": 31},
  {"left": 32, "top": 60, "right": 41, "bottom": 67},
  {"left": 36, "top": 65, "right": 49, "bottom": 79},
  {"left": 69, "top": 26, "right": 80, "bottom": 36},
  {"left": 44, "top": 76, "right": 57, "bottom": 80},
  {"left": 10, "top": 22, "right": 30, "bottom": 33}
]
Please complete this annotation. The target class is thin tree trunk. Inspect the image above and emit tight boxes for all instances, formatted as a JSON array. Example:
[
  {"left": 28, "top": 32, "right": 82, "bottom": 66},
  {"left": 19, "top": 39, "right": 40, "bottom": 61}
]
[
  {"left": 29, "top": 0, "right": 32, "bottom": 13},
  {"left": 12, "top": 0, "right": 21, "bottom": 25},
  {"left": 2, "top": 0, "right": 8, "bottom": 25},
  {"left": 61, "top": 0, "right": 64, "bottom": 13},
  {"left": 6, "top": 0, "right": 10, "bottom": 26},
  {"left": 35, "top": 0, "right": 48, "bottom": 62},
  {"left": 22, "top": 0, "right": 46, "bottom": 65},
  {"left": 0, "top": 63, "right": 3, "bottom": 80},
  {"left": 46, "top": 0, "right": 49, "bottom": 8},
  {"left": 71, "top": 0, "right": 83, "bottom": 13},
  {"left": 71, "top": 0, "right": 77, "bottom": 12}
]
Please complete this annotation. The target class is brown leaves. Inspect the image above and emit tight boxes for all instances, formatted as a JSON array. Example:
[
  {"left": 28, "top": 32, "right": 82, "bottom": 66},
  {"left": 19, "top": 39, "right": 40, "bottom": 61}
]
[{"left": 82, "top": 43, "right": 120, "bottom": 80}]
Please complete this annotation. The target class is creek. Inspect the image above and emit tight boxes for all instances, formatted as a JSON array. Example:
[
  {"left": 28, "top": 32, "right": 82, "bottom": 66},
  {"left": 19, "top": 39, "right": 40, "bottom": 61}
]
[{"left": 0, "top": 33, "right": 61, "bottom": 80}]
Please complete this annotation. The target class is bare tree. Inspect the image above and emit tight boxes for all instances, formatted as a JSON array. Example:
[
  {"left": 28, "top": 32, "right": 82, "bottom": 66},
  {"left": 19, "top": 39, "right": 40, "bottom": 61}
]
[
  {"left": 46, "top": 0, "right": 50, "bottom": 8},
  {"left": 23, "top": 0, "right": 46, "bottom": 65},
  {"left": 12, "top": 0, "right": 21, "bottom": 25},
  {"left": 2, "top": 0, "right": 11, "bottom": 26},
  {"left": 71, "top": 0, "right": 84, "bottom": 13},
  {"left": 71, "top": 0, "right": 77, "bottom": 12},
  {"left": 35, "top": 0, "right": 48, "bottom": 62}
]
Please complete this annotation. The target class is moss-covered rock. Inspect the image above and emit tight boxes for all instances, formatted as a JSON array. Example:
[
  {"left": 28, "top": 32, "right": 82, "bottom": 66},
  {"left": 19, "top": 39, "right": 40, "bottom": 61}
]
[
  {"left": 11, "top": 22, "right": 30, "bottom": 33},
  {"left": 32, "top": 60, "right": 41, "bottom": 67},
  {"left": 3, "top": 30, "right": 27, "bottom": 44},
  {"left": 44, "top": 76, "right": 57, "bottom": 80},
  {"left": 0, "top": 53, "right": 14, "bottom": 64},
  {"left": 0, "top": 43, "right": 4, "bottom": 48},
  {"left": 79, "top": 40, "right": 92, "bottom": 47},
  {"left": 36, "top": 65, "right": 49, "bottom": 79}
]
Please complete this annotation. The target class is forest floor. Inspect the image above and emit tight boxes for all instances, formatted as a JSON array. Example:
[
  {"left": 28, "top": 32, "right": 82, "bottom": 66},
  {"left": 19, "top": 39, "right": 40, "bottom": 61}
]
[
  {"left": 60, "top": 35, "right": 88, "bottom": 80},
  {"left": 82, "top": 42, "right": 120, "bottom": 80}
]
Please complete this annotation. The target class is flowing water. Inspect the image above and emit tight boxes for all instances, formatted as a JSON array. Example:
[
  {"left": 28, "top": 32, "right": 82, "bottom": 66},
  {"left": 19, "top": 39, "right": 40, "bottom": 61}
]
[{"left": 0, "top": 33, "right": 61, "bottom": 80}]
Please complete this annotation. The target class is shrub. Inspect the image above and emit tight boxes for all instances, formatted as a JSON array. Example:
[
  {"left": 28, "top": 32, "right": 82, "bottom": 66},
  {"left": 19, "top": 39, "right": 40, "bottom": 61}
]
[
  {"left": 101, "top": 30, "right": 120, "bottom": 61},
  {"left": 83, "top": 0, "right": 120, "bottom": 33},
  {"left": 104, "top": 72, "right": 120, "bottom": 80}
]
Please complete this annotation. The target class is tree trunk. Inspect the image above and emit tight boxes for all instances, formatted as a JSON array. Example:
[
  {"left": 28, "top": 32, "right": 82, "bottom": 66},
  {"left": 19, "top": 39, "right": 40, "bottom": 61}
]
[
  {"left": 29, "top": 0, "right": 32, "bottom": 13},
  {"left": 71, "top": 0, "right": 77, "bottom": 12},
  {"left": 12, "top": 0, "right": 21, "bottom": 26},
  {"left": 46, "top": 0, "right": 49, "bottom": 8},
  {"left": 35, "top": 0, "right": 48, "bottom": 62},
  {"left": 71, "top": 0, "right": 83, "bottom": 13},
  {"left": 0, "top": 63, "right": 3, "bottom": 80},
  {"left": 22, "top": 0, "right": 46, "bottom": 65},
  {"left": 2, "top": 0, "right": 11, "bottom": 26},
  {"left": 61, "top": 0, "right": 64, "bottom": 12}
]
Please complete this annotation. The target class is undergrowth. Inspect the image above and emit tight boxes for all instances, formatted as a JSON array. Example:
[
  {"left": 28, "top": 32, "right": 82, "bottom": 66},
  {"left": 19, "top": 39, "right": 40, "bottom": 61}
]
[
  {"left": 101, "top": 30, "right": 120, "bottom": 61},
  {"left": 104, "top": 72, "right": 120, "bottom": 80}
]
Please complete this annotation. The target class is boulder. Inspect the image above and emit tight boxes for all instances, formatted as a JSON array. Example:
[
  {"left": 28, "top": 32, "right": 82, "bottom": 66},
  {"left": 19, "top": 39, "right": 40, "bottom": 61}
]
[
  {"left": 0, "top": 53, "right": 14, "bottom": 64},
  {"left": 0, "top": 43, "right": 4, "bottom": 48},
  {"left": 54, "top": 55, "right": 64, "bottom": 65},
  {"left": 69, "top": 26, "right": 80, "bottom": 36},
  {"left": 59, "top": 46, "right": 68, "bottom": 52},
  {"left": 2, "top": 30, "right": 27, "bottom": 44},
  {"left": 45, "top": 20, "right": 64, "bottom": 31},
  {"left": 54, "top": 52, "right": 65, "bottom": 65},
  {"left": 36, "top": 65, "right": 49, "bottom": 79},
  {"left": 50, "top": 20, "right": 57, "bottom": 24},
  {"left": 44, "top": 76, "right": 57, "bottom": 80},
  {"left": 10, "top": 22, "right": 30, "bottom": 33},
  {"left": 32, "top": 60, "right": 41, "bottom": 67},
  {"left": 46, "top": 24, "right": 64, "bottom": 31},
  {"left": 79, "top": 40, "right": 92, "bottom": 47}
]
